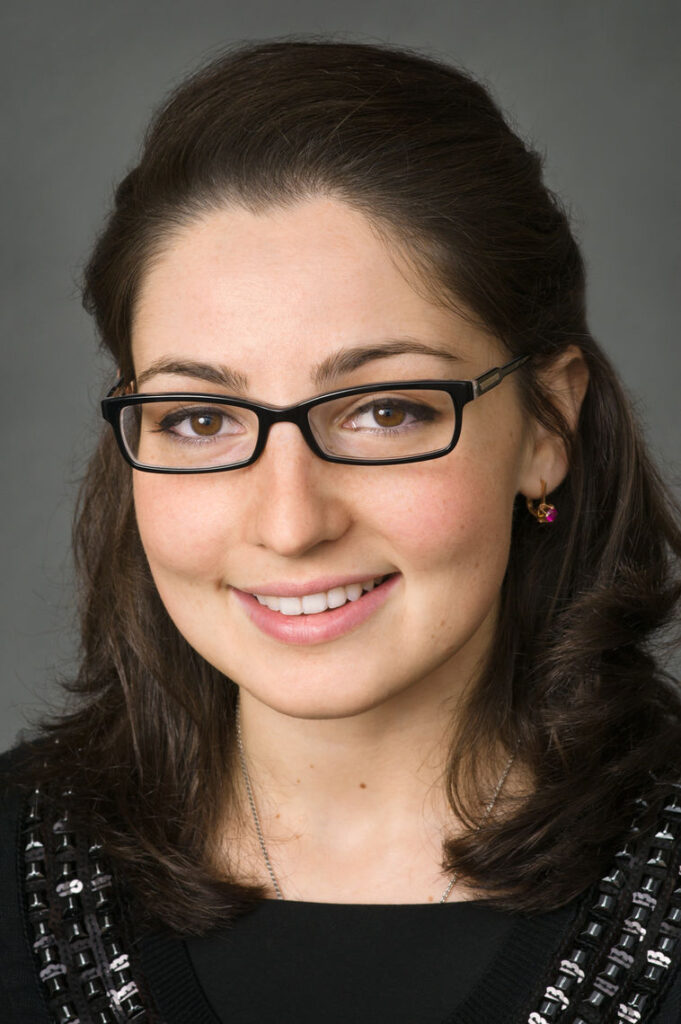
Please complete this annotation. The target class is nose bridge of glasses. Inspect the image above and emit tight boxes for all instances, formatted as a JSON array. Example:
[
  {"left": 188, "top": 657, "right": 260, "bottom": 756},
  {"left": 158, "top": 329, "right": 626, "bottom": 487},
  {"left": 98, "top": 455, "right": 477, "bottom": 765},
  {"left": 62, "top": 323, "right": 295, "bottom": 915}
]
[
  {"left": 256, "top": 401, "right": 318, "bottom": 456},
  {"left": 261, "top": 401, "right": 314, "bottom": 426}
]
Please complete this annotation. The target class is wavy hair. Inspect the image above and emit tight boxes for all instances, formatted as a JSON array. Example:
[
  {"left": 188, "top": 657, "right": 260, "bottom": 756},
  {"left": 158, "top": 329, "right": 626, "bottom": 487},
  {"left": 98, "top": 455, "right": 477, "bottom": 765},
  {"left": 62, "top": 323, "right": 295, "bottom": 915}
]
[{"left": 21, "top": 38, "right": 681, "bottom": 932}]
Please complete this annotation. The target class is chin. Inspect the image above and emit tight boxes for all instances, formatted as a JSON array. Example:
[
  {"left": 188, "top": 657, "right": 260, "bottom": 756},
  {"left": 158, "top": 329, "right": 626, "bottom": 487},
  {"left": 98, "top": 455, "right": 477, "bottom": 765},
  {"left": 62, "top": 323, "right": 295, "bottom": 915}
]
[{"left": 233, "top": 671, "right": 415, "bottom": 722}]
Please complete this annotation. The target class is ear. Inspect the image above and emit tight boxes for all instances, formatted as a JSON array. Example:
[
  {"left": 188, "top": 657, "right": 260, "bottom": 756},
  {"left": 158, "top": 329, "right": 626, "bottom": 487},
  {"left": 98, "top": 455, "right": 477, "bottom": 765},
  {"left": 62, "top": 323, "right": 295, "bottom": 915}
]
[{"left": 517, "top": 344, "right": 590, "bottom": 501}]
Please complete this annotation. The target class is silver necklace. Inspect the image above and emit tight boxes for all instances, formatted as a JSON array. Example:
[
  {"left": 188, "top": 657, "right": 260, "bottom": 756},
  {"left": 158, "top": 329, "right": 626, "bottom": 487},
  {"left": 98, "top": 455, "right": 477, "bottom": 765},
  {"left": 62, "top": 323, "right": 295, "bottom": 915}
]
[{"left": 235, "top": 694, "right": 515, "bottom": 904}]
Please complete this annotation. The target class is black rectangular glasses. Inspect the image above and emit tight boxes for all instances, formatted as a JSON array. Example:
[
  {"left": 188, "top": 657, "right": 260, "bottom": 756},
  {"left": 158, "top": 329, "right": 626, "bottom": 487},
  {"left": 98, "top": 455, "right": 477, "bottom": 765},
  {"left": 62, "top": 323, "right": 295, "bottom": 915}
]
[{"left": 101, "top": 354, "right": 529, "bottom": 473}]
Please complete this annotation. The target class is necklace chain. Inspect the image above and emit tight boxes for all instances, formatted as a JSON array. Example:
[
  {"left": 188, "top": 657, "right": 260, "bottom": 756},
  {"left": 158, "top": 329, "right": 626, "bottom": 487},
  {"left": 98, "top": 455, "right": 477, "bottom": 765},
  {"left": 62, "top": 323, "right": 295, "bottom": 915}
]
[
  {"left": 235, "top": 694, "right": 515, "bottom": 904},
  {"left": 235, "top": 696, "right": 285, "bottom": 900}
]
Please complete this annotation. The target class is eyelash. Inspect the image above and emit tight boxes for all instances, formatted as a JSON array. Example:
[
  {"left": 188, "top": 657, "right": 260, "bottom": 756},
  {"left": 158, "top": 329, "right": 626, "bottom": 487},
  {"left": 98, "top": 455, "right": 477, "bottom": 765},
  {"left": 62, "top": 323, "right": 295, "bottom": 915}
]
[
  {"left": 148, "top": 396, "right": 439, "bottom": 443},
  {"left": 154, "top": 406, "right": 241, "bottom": 441},
  {"left": 343, "top": 399, "right": 437, "bottom": 433}
]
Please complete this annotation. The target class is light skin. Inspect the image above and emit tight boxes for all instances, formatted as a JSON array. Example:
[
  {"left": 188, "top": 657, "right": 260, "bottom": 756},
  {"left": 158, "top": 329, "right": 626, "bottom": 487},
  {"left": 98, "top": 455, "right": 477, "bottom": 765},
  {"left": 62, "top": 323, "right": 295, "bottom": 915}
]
[{"left": 131, "top": 196, "right": 589, "bottom": 903}]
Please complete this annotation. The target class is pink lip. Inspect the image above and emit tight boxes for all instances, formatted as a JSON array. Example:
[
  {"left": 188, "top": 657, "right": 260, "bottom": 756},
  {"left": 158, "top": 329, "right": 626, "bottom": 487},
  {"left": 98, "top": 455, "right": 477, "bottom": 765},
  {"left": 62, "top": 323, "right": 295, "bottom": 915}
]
[
  {"left": 236, "top": 572, "right": 392, "bottom": 598},
  {"left": 231, "top": 573, "right": 401, "bottom": 646}
]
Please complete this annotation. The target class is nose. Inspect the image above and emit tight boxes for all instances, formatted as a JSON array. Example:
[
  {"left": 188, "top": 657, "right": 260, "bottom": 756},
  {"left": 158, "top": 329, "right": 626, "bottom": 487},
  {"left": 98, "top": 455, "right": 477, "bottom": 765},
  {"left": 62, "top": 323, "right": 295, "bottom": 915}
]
[{"left": 246, "top": 421, "right": 351, "bottom": 557}]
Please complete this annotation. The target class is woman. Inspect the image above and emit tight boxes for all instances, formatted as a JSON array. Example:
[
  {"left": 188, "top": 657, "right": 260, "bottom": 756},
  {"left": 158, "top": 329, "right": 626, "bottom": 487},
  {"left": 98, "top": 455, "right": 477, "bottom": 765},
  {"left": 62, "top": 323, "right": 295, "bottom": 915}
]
[{"left": 2, "top": 38, "right": 681, "bottom": 1024}]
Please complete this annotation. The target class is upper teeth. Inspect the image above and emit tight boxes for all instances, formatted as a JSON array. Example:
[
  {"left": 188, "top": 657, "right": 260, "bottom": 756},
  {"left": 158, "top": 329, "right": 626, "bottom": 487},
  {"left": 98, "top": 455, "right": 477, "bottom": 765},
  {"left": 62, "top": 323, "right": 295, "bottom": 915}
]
[{"left": 253, "top": 576, "right": 389, "bottom": 615}]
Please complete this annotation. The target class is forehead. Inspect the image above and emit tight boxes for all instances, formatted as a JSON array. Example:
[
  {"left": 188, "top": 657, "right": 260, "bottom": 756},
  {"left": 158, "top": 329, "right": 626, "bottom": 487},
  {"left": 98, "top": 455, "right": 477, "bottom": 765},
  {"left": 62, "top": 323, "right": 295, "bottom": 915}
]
[{"left": 132, "top": 197, "right": 500, "bottom": 398}]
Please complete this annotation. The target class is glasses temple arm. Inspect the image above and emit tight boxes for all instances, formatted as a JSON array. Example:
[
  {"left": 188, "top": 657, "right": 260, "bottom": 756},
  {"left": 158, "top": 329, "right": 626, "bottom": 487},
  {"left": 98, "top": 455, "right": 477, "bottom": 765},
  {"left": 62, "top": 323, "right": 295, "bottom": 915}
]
[
  {"left": 472, "top": 354, "right": 530, "bottom": 398},
  {"left": 105, "top": 377, "right": 127, "bottom": 399}
]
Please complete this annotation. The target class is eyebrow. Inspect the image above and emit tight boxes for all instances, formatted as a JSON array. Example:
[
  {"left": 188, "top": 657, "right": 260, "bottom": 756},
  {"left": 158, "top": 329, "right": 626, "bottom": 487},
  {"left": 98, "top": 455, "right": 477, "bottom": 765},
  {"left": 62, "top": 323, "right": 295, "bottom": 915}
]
[{"left": 134, "top": 338, "right": 462, "bottom": 392}]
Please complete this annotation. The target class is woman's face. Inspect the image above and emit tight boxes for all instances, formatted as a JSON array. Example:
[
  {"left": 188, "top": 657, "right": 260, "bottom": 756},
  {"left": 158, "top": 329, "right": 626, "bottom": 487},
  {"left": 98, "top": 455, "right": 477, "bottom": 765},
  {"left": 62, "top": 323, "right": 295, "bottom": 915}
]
[{"left": 131, "top": 197, "right": 545, "bottom": 720}]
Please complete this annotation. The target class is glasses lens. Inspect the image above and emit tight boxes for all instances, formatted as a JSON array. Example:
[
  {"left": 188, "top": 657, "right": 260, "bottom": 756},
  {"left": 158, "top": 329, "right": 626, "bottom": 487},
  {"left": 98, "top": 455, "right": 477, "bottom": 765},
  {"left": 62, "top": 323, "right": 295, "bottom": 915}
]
[
  {"left": 309, "top": 388, "right": 456, "bottom": 462},
  {"left": 119, "top": 399, "right": 259, "bottom": 470}
]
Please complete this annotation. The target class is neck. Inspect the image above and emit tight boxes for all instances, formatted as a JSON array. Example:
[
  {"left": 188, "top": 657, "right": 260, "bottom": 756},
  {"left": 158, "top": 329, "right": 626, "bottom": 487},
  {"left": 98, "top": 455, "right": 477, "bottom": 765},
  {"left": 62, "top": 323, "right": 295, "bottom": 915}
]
[
  {"left": 237, "top": 685, "right": 455, "bottom": 823},
  {"left": 228, "top": 659, "right": 493, "bottom": 903},
  {"left": 224, "top": 606, "right": 510, "bottom": 903}
]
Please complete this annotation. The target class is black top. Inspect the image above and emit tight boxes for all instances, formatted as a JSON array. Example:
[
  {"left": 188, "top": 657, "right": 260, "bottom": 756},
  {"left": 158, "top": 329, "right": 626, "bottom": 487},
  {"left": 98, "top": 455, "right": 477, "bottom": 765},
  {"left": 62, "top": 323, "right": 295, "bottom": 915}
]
[
  {"left": 138, "top": 892, "right": 583, "bottom": 1024},
  {"left": 2, "top": 744, "right": 681, "bottom": 1024},
  {"left": 184, "top": 898, "right": 570, "bottom": 1023}
]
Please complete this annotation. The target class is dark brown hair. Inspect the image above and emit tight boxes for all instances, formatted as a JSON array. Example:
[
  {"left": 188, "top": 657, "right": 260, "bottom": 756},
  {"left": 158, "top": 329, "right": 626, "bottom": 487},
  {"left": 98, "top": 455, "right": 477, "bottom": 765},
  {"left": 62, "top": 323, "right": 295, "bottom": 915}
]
[{"left": 22, "top": 37, "right": 681, "bottom": 931}]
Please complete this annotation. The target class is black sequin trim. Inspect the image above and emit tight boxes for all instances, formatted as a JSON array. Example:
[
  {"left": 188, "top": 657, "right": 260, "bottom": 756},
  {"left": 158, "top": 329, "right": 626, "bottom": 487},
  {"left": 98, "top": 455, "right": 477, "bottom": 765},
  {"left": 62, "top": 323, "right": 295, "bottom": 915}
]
[
  {"left": 22, "top": 786, "right": 161, "bottom": 1024},
  {"left": 527, "top": 787, "right": 681, "bottom": 1023}
]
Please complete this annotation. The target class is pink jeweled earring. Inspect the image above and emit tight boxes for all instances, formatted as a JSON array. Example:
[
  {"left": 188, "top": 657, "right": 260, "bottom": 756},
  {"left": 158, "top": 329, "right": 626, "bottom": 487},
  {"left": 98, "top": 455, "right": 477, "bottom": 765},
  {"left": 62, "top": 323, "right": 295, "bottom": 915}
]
[{"left": 526, "top": 479, "right": 557, "bottom": 524}]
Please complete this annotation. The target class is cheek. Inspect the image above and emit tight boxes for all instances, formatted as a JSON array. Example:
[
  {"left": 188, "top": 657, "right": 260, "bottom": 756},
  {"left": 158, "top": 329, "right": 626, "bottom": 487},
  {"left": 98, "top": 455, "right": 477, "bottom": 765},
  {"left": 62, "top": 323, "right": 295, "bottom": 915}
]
[
  {"left": 372, "top": 450, "right": 516, "bottom": 580},
  {"left": 372, "top": 449, "right": 519, "bottom": 658},
  {"left": 133, "top": 475, "right": 235, "bottom": 585}
]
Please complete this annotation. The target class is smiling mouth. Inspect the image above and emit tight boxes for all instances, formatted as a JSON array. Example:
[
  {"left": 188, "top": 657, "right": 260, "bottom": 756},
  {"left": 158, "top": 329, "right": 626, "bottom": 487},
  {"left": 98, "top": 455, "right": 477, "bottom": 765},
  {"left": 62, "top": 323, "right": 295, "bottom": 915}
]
[{"left": 251, "top": 574, "right": 397, "bottom": 616}]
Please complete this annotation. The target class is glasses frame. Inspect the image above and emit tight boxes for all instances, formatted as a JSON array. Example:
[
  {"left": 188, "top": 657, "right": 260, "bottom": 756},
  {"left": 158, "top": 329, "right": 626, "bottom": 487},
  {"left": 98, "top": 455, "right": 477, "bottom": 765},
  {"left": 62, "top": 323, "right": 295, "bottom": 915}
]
[{"left": 101, "top": 353, "right": 530, "bottom": 473}]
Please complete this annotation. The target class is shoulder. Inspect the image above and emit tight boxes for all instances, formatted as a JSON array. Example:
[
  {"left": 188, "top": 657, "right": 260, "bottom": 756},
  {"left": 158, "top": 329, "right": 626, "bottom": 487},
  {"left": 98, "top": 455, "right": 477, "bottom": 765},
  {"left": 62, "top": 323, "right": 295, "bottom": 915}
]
[
  {"left": 0, "top": 743, "right": 54, "bottom": 1024},
  {"left": 0, "top": 753, "right": 160, "bottom": 1024},
  {"left": 525, "top": 781, "right": 681, "bottom": 1024},
  {"left": 0, "top": 741, "right": 50, "bottom": 871},
  {"left": 0, "top": 741, "right": 37, "bottom": 861},
  {"left": 0, "top": 740, "right": 35, "bottom": 788}
]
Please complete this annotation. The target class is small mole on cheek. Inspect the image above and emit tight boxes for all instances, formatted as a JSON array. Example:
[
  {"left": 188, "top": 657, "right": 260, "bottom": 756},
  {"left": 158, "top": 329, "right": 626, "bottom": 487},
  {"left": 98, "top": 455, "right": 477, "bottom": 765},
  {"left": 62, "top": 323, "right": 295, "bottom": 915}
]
[
  {"left": 276, "top": 814, "right": 280, "bottom": 819},
  {"left": 359, "top": 782, "right": 367, "bottom": 789},
  {"left": 309, "top": 764, "right": 314, "bottom": 769},
  {"left": 296, "top": 778, "right": 300, "bottom": 784},
  {"left": 428, "top": 895, "right": 434, "bottom": 902}
]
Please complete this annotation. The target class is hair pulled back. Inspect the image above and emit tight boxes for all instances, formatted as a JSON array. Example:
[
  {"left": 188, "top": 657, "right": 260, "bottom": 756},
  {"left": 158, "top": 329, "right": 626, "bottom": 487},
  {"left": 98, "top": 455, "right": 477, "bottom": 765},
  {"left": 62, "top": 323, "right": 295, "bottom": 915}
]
[{"left": 26, "top": 38, "right": 681, "bottom": 931}]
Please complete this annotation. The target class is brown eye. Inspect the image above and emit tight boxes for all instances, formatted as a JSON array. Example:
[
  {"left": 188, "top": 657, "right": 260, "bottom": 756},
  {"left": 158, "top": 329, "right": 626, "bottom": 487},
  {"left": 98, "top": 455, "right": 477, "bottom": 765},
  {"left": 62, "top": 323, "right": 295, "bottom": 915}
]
[
  {"left": 373, "top": 404, "right": 405, "bottom": 428},
  {"left": 189, "top": 413, "right": 223, "bottom": 436}
]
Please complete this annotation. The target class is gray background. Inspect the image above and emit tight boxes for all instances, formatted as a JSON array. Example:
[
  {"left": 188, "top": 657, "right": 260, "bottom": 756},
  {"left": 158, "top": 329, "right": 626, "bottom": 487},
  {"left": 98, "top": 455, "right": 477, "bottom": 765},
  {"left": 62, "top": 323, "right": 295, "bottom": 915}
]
[{"left": 2, "top": 0, "right": 680, "bottom": 751}]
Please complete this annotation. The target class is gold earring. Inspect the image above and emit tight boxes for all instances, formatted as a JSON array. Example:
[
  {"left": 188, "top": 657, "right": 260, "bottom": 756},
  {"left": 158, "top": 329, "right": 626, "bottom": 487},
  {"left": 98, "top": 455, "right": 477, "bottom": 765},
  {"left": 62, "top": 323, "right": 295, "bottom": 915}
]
[{"left": 526, "top": 479, "right": 557, "bottom": 524}]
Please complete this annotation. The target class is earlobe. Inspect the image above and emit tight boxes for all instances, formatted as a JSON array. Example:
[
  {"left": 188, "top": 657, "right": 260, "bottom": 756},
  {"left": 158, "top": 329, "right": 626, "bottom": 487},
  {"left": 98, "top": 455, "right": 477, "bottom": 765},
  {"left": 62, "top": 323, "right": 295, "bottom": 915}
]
[
  {"left": 518, "top": 344, "right": 590, "bottom": 501},
  {"left": 519, "top": 429, "right": 569, "bottom": 504}
]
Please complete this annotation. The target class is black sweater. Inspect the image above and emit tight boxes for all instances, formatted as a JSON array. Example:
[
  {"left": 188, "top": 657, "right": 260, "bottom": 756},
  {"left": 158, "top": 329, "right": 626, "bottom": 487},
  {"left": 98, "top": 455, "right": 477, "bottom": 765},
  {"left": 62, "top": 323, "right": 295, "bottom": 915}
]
[{"left": 2, "top": 747, "right": 681, "bottom": 1024}]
